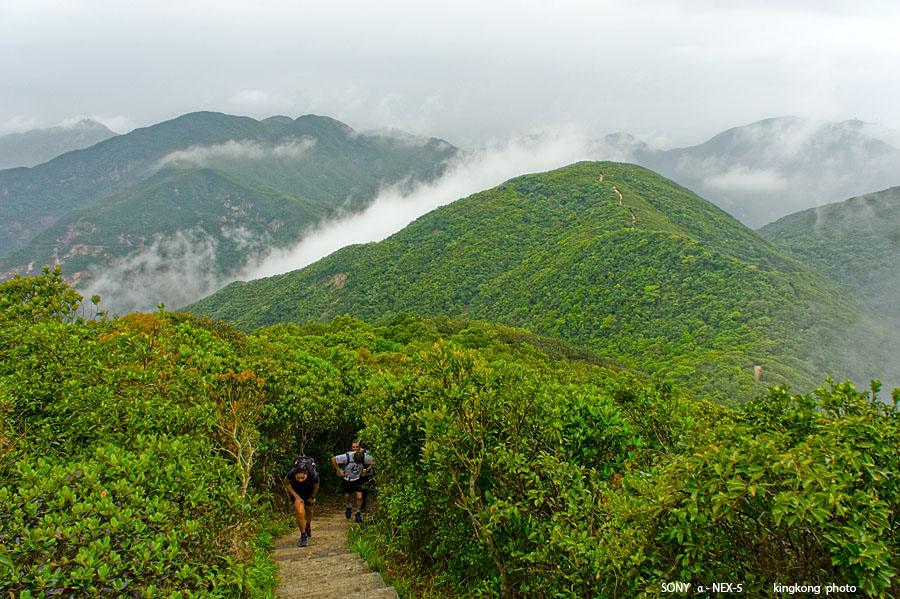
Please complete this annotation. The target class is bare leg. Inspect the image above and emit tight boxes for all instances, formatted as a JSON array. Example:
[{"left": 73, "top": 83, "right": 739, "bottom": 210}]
[
  {"left": 293, "top": 499, "right": 307, "bottom": 531},
  {"left": 354, "top": 491, "right": 364, "bottom": 522},
  {"left": 305, "top": 501, "right": 315, "bottom": 535}
]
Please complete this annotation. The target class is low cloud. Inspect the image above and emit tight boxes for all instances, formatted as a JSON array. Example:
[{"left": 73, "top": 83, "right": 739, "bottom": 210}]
[
  {"left": 156, "top": 137, "right": 316, "bottom": 169},
  {"left": 702, "top": 166, "right": 789, "bottom": 193},
  {"left": 87, "top": 115, "right": 134, "bottom": 134},
  {"left": 0, "top": 115, "right": 43, "bottom": 135},
  {"left": 361, "top": 127, "right": 456, "bottom": 150},
  {"left": 55, "top": 115, "right": 132, "bottom": 134},
  {"left": 220, "top": 225, "right": 270, "bottom": 252},
  {"left": 243, "top": 131, "right": 600, "bottom": 279},
  {"left": 84, "top": 228, "right": 224, "bottom": 314},
  {"left": 84, "top": 131, "right": 662, "bottom": 311}
]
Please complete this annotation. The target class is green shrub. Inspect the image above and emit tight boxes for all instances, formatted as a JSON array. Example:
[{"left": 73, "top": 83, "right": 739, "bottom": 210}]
[
  {"left": 1, "top": 436, "right": 254, "bottom": 598},
  {"left": 649, "top": 380, "right": 900, "bottom": 597}
]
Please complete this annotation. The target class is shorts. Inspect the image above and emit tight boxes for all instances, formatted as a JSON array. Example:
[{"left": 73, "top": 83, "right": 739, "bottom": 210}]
[
  {"left": 287, "top": 483, "right": 316, "bottom": 502},
  {"left": 342, "top": 478, "right": 364, "bottom": 494}
]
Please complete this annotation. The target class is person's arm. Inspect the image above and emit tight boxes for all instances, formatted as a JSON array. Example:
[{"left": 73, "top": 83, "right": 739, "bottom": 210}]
[
  {"left": 362, "top": 455, "right": 374, "bottom": 476},
  {"left": 283, "top": 476, "right": 301, "bottom": 502},
  {"left": 307, "top": 482, "right": 320, "bottom": 503},
  {"left": 332, "top": 455, "right": 345, "bottom": 476}
]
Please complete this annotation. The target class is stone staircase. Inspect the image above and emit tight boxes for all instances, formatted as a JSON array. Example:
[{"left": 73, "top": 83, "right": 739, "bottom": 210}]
[{"left": 272, "top": 502, "right": 398, "bottom": 599}]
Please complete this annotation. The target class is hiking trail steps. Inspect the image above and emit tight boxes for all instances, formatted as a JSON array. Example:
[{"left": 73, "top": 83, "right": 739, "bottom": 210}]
[
  {"left": 608, "top": 181, "right": 636, "bottom": 228},
  {"left": 271, "top": 502, "right": 398, "bottom": 599}
]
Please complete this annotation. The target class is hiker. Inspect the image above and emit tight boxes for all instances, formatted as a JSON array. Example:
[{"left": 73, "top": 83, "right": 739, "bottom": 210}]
[
  {"left": 332, "top": 444, "right": 373, "bottom": 523},
  {"left": 283, "top": 457, "right": 319, "bottom": 547},
  {"left": 344, "top": 441, "right": 375, "bottom": 510},
  {"left": 358, "top": 445, "right": 375, "bottom": 511}
]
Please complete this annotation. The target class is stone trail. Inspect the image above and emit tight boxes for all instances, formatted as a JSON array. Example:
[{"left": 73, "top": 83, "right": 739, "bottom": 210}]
[{"left": 271, "top": 501, "right": 398, "bottom": 599}]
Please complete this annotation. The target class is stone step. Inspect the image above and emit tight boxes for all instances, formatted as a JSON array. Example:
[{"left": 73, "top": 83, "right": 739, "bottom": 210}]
[
  {"left": 299, "top": 585, "right": 399, "bottom": 599},
  {"left": 285, "top": 571, "right": 386, "bottom": 596},
  {"left": 274, "top": 547, "right": 362, "bottom": 563},
  {"left": 274, "top": 500, "right": 393, "bottom": 599},
  {"left": 278, "top": 559, "right": 372, "bottom": 584},
  {"left": 277, "top": 552, "right": 367, "bottom": 568}
]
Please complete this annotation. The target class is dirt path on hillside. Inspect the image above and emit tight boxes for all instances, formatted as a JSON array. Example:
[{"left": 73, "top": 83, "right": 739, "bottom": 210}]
[
  {"left": 271, "top": 500, "right": 398, "bottom": 599},
  {"left": 610, "top": 184, "right": 636, "bottom": 228}
]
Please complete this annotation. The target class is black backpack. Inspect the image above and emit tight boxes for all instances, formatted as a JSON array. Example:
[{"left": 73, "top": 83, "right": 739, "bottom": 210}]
[{"left": 292, "top": 456, "right": 318, "bottom": 478}]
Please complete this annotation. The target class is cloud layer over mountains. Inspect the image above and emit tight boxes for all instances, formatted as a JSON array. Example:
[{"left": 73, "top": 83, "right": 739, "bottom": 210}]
[
  {"left": 3, "top": 112, "right": 899, "bottom": 317},
  {"left": 155, "top": 137, "right": 317, "bottom": 169},
  {"left": 83, "top": 132, "right": 604, "bottom": 313},
  {"left": 611, "top": 116, "right": 900, "bottom": 227}
]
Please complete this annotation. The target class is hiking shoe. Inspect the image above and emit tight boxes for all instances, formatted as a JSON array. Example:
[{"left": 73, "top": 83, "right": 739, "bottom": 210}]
[
  {"left": 355, "top": 511, "right": 362, "bottom": 524},
  {"left": 305, "top": 522, "right": 311, "bottom": 537},
  {"left": 298, "top": 533, "right": 308, "bottom": 547},
  {"left": 345, "top": 506, "right": 352, "bottom": 519}
]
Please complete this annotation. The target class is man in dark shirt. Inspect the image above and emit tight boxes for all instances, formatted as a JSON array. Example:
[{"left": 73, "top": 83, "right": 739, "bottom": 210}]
[{"left": 283, "top": 458, "right": 320, "bottom": 547}]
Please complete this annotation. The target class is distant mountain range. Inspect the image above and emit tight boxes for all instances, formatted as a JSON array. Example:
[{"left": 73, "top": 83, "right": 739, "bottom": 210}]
[
  {"left": 0, "top": 119, "right": 116, "bottom": 170},
  {"left": 187, "top": 161, "right": 890, "bottom": 402},
  {"left": 0, "top": 111, "right": 458, "bottom": 312},
  {"left": 601, "top": 117, "right": 900, "bottom": 228},
  {"left": 3, "top": 111, "right": 899, "bottom": 329}
]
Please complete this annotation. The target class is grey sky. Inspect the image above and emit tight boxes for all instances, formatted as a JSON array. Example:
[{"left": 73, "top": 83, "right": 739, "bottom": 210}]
[{"left": 2, "top": 0, "right": 899, "bottom": 147}]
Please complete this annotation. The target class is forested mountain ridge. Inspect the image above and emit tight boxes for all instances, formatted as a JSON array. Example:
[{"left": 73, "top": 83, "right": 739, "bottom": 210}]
[
  {"left": 759, "top": 186, "right": 900, "bottom": 325},
  {"left": 187, "top": 161, "right": 880, "bottom": 402},
  {"left": 0, "top": 168, "right": 325, "bottom": 294},
  {"left": 0, "top": 110, "right": 457, "bottom": 270}
]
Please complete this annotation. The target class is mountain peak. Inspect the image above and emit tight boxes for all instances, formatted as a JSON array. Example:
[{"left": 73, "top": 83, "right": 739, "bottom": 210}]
[{"left": 0, "top": 119, "right": 117, "bottom": 170}]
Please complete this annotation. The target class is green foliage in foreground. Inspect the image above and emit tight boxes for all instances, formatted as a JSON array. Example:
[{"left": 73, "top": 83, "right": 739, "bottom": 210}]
[
  {"left": 1, "top": 271, "right": 281, "bottom": 597},
  {"left": 361, "top": 341, "right": 900, "bottom": 597},
  {"left": 4, "top": 270, "right": 900, "bottom": 597}
]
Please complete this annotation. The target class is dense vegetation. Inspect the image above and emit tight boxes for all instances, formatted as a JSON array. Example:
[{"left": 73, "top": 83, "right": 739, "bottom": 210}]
[
  {"left": 1, "top": 269, "right": 380, "bottom": 597},
  {"left": 364, "top": 346, "right": 900, "bottom": 598},
  {"left": 759, "top": 186, "right": 900, "bottom": 325},
  {"left": 4, "top": 269, "right": 899, "bottom": 598},
  {"left": 758, "top": 187, "right": 900, "bottom": 391},
  {"left": 188, "top": 161, "right": 880, "bottom": 402}
]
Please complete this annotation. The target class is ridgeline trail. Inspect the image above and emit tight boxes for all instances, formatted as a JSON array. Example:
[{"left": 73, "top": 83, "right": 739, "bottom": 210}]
[
  {"left": 271, "top": 501, "right": 398, "bottom": 599},
  {"left": 606, "top": 178, "right": 635, "bottom": 228}
]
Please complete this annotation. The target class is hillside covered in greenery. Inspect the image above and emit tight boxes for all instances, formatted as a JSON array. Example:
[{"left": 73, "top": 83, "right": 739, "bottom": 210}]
[
  {"left": 759, "top": 186, "right": 900, "bottom": 324},
  {"left": 0, "top": 168, "right": 326, "bottom": 292},
  {"left": 4, "top": 270, "right": 900, "bottom": 598},
  {"left": 188, "top": 161, "right": 882, "bottom": 402},
  {"left": 0, "top": 112, "right": 458, "bottom": 302}
]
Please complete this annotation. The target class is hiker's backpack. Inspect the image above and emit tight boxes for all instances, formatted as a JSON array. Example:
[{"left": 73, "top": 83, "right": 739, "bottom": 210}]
[
  {"left": 340, "top": 451, "right": 370, "bottom": 479},
  {"left": 292, "top": 456, "right": 318, "bottom": 478}
]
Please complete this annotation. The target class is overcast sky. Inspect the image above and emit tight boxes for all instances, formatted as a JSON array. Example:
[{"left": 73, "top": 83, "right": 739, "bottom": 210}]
[{"left": 2, "top": 0, "right": 899, "bottom": 148}]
